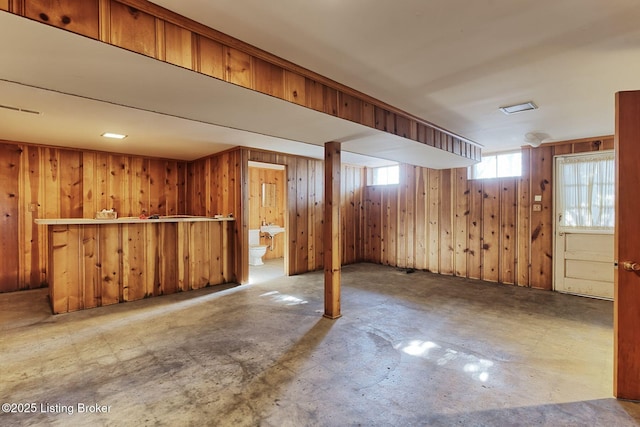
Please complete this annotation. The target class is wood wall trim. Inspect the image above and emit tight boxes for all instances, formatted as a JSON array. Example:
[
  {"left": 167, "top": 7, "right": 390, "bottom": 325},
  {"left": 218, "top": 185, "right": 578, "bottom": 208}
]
[{"left": 7, "top": 0, "right": 480, "bottom": 161}]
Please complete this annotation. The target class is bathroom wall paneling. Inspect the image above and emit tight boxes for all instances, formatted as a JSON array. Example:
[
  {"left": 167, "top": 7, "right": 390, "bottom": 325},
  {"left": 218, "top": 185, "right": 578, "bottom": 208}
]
[{"left": 248, "top": 166, "right": 286, "bottom": 260}]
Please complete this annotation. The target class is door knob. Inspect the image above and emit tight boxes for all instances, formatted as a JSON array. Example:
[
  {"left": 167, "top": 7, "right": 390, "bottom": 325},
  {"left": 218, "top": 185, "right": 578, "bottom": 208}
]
[{"left": 622, "top": 261, "right": 640, "bottom": 271}]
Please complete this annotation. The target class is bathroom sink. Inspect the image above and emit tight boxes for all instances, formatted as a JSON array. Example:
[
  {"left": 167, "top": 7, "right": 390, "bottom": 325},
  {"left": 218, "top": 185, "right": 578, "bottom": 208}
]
[{"left": 260, "top": 225, "right": 285, "bottom": 237}]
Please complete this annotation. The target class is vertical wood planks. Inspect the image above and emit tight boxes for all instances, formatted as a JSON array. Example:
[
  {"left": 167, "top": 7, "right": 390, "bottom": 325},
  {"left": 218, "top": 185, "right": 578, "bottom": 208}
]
[
  {"left": 81, "top": 225, "right": 100, "bottom": 309},
  {"left": 500, "top": 179, "right": 517, "bottom": 284},
  {"left": 0, "top": 143, "right": 21, "bottom": 292},
  {"left": 467, "top": 179, "right": 483, "bottom": 280},
  {"left": 164, "top": 21, "right": 193, "bottom": 69},
  {"left": 529, "top": 146, "right": 553, "bottom": 289},
  {"left": 517, "top": 147, "right": 531, "bottom": 287},
  {"left": 99, "top": 223, "right": 121, "bottom": 305},
  {"left": 427, "top": 169, "right": 440, "bottom": 271},
  {"left": 225, "top": 46, "right": 253, "bottom": 88},
  {"left": 481, "top": 179, "right": 500, "bottom": 282},
  {"left": 197, "top": 35, "right": 225, "bottom": 80},
  {"left": 414, "top": 168, "right": 428, "bottom": 270},
  {"left": 453, "top": 168, "right": 469, "bottom": 277},
  {"left": 439, "top": 170, "right": 453, "bottom": 275},
  {"left": 109, "top": 1, "right": 157, "bottom": 58},
  {"left": 25, "top": 0, "right": 100, "bottom": 39},
  {"left": 254, "top": 58, "right": 284, "bottom": 98}
]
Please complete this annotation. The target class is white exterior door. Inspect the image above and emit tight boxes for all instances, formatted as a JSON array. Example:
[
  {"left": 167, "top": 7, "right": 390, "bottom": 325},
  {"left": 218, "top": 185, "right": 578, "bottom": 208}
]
[{"left": 554, "top": 151, "right": 615, "bottom": 299}]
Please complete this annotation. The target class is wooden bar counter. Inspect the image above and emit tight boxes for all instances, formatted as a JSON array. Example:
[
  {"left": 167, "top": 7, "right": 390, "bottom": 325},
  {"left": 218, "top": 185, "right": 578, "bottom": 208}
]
[{"left": 35, "top": 216, "right": 235, "bottom": 314}]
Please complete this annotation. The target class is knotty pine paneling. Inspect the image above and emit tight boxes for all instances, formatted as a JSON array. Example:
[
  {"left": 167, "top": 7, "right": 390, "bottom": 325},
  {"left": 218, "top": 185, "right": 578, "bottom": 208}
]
[
  {"left": 109, "top": 1, "right": 157, "bottom": 58},
  {"left": 187, "top": 149, "right": 245, "bottom": 283},
  {"left": 0, "top": 140, "right": 188, "bottom": 293},
  {"left": 364, "top": 168, "right": 522, "bottom": 285},
  {"left": 0, "top": 143, "right": 21, "bottom": 292},
  {"left": 528, "top": 145, "right": 553, "bottom": 290},
  {"left": 25, "top": 0, "right": 100, "bottom": 39},
  {"left": 164, "top": 21, "right": 193, "bottom": 69},
  {"left": 225, "top": 46, "right": 253, "bottom": 88},
  {"left": 49, "top": 220, "right": 232, "bottom": 313},
  {"left": 246, "top": 149, "right": 365, "bottom": 275},
  {"left": 0, "top": 0, "right": 8, "bottom": 10},
  {"left": 254, "top": 58, "right": 284, "bottom": 98},
  {"left": 363, "top": 136, "right": 613, "bottom": 290},
  {"left": 197, "top": 35, "right": 225, "bottom": 79},
  {"left": 284, "top": 70, "right": 306, "bottom": 106}
]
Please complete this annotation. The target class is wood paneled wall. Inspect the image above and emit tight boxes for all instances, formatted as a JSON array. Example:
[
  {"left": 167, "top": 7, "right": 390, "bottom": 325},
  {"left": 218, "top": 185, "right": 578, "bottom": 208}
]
[
  {"left": 48, "top": 220, "right": 232, "bottom": 313},
  {"left": 186, "top": 148, "right": 246, "bottom": 284},
  {"left": 5, "top": 0, "right": 479, "bottom": 161},
  {"left": 364, "top": 136, "right": 613, "bottom": 289},
  {"left": 0, "top": 136, "right": 611, "bottom": 293},
  {"left": 364, "top": 167, "right": 523, "bottom": 284},
  {"left": 249, "top": 166, "right": 286, "bottom": 260},
  {"left": 0, "top": 140, "right": 187, "bottom": 293},
  {"left": 245, "top": 149, "right": 365, "bottom": 274}
]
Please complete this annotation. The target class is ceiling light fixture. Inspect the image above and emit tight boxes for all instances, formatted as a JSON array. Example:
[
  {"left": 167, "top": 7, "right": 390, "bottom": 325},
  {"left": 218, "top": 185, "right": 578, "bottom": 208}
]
[
  {"left": 101, "top": 132, "right": 127, "bottom": 140},
  {"left": 499, "top": 101, "right": 538, "bottom": 115}
]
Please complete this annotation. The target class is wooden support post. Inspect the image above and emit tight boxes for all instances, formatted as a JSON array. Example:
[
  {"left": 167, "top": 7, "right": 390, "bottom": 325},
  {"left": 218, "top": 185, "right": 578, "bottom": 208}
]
[{"left": 324, "top": 141, "right": 341, "bottom": 319}]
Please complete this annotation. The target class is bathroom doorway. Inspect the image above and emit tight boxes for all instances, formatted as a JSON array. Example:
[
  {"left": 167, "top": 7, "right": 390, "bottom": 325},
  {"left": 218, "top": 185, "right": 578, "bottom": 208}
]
[{"left": 248, "top": 161, "right": 287, "bottom": 284}]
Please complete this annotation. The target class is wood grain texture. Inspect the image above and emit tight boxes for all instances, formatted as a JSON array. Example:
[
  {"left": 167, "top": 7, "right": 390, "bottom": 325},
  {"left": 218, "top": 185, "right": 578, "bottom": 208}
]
[
  {"left": 109, "top": 1, "right": 157, "bottom": 57},
  {"left": 25, "top": 0, "right": 99, "bottom": 39},
  {"left": 0, "top": 141, "right": 188, "bottom": 293},
  {"left": 46, "top": 220, "right": 231, "bottom": 313},
  {"left": 614, "top": 91, "right": 640, "bottom": 399},
  {"left": 0, "top": 0, "right": 8, "bottom": 10},
  {"left": 324, "top": 141, "right": 341, "bottom": 319},
  {"left": 164, "top": 21, "right": 193, "bottom": 69},
  {"left": 0, "top": 143, "right": 21, "bottom": 292},
  {"left": 197, "top": 35, "right": 225, "bottom": 79}
]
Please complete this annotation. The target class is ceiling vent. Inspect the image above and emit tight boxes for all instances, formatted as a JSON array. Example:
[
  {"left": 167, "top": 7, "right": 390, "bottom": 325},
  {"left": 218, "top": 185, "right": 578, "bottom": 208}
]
[
  {"left": 499, "top": 101, "right": 538, "bottom": 115},
  {"left": 0, "top": 103, "right": 41, "bottom": 115}
]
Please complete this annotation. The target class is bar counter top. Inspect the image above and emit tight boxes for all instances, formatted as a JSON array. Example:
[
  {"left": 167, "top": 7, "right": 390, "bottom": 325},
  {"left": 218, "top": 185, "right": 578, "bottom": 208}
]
[{"left": 35, "top": 215, "right": 234, "bottom": 225}]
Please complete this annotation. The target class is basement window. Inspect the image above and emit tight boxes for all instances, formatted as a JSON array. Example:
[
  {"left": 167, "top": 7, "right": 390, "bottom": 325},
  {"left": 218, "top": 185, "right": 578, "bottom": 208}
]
[
  {"left": 469, "top": 151, "right": 522, "bottom": 180},
  {"left": 370, "top": 165, "right": 400, "bottom": 185}
]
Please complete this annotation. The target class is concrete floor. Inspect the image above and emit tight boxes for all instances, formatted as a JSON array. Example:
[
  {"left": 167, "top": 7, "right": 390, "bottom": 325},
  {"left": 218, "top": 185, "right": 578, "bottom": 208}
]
[{"left": 1, "top": 263, "right": 639, "bottom": 426}]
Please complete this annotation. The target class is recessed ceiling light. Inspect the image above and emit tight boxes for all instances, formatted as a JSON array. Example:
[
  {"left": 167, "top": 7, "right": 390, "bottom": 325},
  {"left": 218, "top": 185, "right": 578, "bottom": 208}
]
[
  {"left": 499, "top": 101, "right": 538, "bottom": 115},
  {"left": 101, "top": 132, "right": 127, "bottom": 140}
]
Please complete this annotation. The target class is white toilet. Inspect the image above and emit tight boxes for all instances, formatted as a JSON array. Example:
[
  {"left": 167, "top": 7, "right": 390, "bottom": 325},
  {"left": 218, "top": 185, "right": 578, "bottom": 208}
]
[{"left": 249, "top": 229, "right": 268, "bottom": 266}]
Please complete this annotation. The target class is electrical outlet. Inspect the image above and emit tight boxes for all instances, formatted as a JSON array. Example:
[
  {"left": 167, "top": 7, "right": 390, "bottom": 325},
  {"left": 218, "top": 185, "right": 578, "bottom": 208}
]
[
  {"left": 533, "top": 204, "right": 542, "bottom": 212},
  {"left": 534, "top": 195, "right": 542, "bottom": 202}
]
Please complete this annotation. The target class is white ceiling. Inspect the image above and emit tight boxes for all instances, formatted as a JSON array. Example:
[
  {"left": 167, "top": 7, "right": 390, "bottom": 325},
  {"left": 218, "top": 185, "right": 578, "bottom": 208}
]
[{"left": 2, "top": 1, "right": 639, "bottom": 167}]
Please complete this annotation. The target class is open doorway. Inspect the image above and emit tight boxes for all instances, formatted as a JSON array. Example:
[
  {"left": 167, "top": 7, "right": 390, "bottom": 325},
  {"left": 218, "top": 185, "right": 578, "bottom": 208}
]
[{"left": 248, "top": 161, "right": 287, "bottom": 284}]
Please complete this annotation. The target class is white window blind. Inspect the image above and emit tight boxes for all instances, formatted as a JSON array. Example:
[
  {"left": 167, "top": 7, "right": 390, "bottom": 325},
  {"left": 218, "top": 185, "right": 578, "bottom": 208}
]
[{"left": 557, "top": 152, "right": 615, "bottom": 230}]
